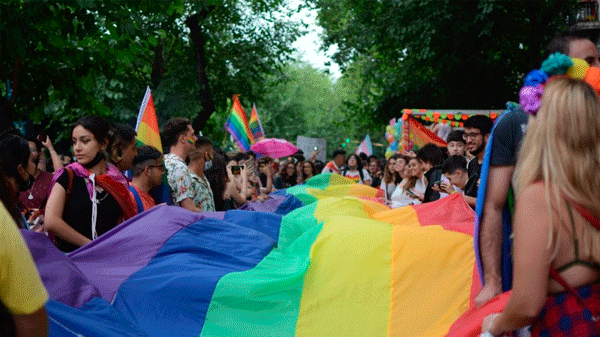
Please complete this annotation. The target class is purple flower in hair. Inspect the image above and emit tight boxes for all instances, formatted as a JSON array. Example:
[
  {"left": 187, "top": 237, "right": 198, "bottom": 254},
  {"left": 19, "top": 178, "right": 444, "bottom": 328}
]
[
  {"left": 519, "top": 85, "right": 543, "bottom": 115},
  {"left": 523, "top": 70, "right": 548, "bottom": 87}
]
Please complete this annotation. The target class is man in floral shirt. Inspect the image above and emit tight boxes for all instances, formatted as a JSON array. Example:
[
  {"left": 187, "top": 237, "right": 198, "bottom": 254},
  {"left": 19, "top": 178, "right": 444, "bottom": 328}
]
[
  {"left": 162, "top": 117, "right": 205, "bottom": 212},
  {"left": 187, "top": 136, "right": 215, "bottom": 212}
]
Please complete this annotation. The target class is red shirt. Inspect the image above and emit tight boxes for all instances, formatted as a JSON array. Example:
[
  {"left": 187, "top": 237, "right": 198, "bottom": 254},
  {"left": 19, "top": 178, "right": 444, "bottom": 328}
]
[
  {"left": 19, "top": 171, "right": 54, "bottom": 210},
  {"left": 128, "top": 184, "right": 156, "bottom": 212}
]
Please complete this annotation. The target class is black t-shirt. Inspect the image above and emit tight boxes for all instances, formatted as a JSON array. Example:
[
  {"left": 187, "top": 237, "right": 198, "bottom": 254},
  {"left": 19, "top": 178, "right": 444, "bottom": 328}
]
[
  {"left": 370, "top": 176, "right": 381, "bottom": 188},
  {"left": 424, "top": 166, "right": 443, "bottom": 202},
  {"left": 274, "top": 176, "right": 297, "bottom": 189},
  {"left": 490, "top": 104, "right": 529, "bottom": 166},
  {"left": 464, "top": 174, "right": 479, "bottom": 198},
  {"left": 467, "top": 157, "right": 482, "bottom": 181},
  {"left": 55, "top": 170, "right": 122, "bottom": 252}
]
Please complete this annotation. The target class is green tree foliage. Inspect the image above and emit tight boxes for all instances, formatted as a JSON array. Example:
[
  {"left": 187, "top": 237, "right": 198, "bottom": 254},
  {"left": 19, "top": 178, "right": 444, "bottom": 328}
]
[
  {"left": 257, "top": 63, "right": 385, "bottom": 157},
  {"left": 309, "top": 0, "right": 578, "bottom": 124},
  {"left": 0, "top": 0, "right": 302, "bottom": 149}
]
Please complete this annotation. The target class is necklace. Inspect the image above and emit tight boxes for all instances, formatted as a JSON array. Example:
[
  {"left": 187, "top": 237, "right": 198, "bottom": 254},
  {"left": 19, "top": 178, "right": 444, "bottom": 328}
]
[{"left": 27, "top": 174, "right": 39, "bottom": 200}]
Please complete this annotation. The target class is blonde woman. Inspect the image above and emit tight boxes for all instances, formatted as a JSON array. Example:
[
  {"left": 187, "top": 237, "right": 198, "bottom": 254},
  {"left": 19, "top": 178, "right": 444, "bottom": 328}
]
[{"left": 481, "top": 77, "right": 600, "bottom": 335}]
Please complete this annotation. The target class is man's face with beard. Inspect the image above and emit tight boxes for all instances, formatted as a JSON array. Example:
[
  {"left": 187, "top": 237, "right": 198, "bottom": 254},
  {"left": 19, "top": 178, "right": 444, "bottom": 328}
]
[{"left": 463, "top": 127, "right": 485, "bottom": 155}]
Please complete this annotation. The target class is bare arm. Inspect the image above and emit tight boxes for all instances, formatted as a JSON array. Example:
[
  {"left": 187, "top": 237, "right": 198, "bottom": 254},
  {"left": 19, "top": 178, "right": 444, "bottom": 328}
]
[
  {"left": 487, "top": 183, "right": 551, "bottom": 334},
  {"left": 309, "top": 150, "right": 318, "bottom": 162},
  {"left": 13, "top": 306, "right": 48, "bottom": 337},
  {"left": 179, "top": 198, "right": 204, "bottom": 213},
  {"left": 227, "top": 182, "right": 247, "bottom": 206},
  {"left": 463, "top": 195, "right": 477, "bottom": 207},
  {"left": 42, "top": 137, "right": 64, "bottom": 172},
  {"left": 475, "top": 165, "right": 515, "bottom": 306},
  {"left": 261, "top": 165, "right": 274, "bottom": 194},
  {"left": 44, "top": 183, "right": 92, "bottom": 247}
]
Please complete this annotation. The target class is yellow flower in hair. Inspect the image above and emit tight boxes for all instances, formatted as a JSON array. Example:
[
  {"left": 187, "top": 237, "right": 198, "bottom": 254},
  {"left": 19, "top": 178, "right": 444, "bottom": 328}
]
[{"left": 567, "top": 58, "right": 590, "bottom": 79}]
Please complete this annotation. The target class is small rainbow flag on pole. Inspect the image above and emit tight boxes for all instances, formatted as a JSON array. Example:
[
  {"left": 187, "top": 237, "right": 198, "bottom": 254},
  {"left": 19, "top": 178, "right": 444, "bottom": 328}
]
[
  {"left": 225, "top": 95, "right": 254, "bottom": 151},
  {"left": 249, "top": 103, "right": 265, "bottom": 141},
  {"left": 135, "top": 86, "right": 163, "bottom": 152}
]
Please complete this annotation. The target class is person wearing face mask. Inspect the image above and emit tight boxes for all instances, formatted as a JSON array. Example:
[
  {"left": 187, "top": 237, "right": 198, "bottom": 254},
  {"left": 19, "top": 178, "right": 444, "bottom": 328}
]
[
  {"left": 187, "top": 137, "right": 216, "bottom": 212},
  {"left": 44, "top": 116, "right": 137, "bottom": 252},
  {"left": 0, "top": 134, "right": 37, "bottom": 228}
]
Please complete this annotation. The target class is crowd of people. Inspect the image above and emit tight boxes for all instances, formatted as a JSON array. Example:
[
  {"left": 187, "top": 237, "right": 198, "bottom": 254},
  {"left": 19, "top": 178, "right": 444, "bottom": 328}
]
[{"left": 1, "top": 29, "right": 600, "bottom": 337}]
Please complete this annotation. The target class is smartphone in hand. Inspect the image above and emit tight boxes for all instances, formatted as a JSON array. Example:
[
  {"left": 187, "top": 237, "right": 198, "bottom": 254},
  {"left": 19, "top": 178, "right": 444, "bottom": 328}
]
[{"left": 37, "top": 130, "right": 47, "bottom": 143}]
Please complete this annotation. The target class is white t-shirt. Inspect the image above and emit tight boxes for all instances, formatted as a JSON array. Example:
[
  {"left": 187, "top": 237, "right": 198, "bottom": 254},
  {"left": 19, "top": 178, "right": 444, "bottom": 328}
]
[
  {"left": 390, "top": 176, "right": 426, "bottom": 208},
  {"left": 343, "top": 169, "right": 371, "bottom": 184},
  {"left": 380, "top": 181, "right": 397, "bottom": 200}
]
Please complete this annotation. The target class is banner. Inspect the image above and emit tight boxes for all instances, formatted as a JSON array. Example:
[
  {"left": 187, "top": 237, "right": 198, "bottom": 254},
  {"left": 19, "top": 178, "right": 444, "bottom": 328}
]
[{"left": 296, "top": 136, "right": 327, "bottom": 162}]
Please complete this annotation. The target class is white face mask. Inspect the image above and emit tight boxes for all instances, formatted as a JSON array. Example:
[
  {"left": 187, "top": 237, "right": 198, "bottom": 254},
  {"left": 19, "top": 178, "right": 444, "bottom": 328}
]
[{"left": 204, "top": 160, "right": 213, "bottom": 171}]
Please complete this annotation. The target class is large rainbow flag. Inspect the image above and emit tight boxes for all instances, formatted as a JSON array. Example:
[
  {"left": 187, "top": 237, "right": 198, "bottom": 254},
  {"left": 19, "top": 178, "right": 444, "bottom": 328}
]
[
  {"left": 225, "top": 95, "right": 254, "bottom": 151},
  {"left": 135, "top": 86, "right": 162, "bottom": 152},
  {"left": 24, "top": 173, "right": 509, "bottom": 337}
]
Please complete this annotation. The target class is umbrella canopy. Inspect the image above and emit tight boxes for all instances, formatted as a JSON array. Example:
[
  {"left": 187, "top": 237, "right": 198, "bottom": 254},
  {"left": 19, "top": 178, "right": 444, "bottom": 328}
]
[{"left": 250, "top": 138, "right": 299, "bottom": 158}]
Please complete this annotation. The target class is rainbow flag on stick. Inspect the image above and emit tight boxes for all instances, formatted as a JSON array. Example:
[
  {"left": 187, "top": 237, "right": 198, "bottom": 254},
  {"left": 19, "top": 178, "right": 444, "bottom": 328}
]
[
  {"left": 225, "top": 95, "right": 254, "bottom": 151},
  {"left": 249, "top": 103, "right": 265, "bottom": 141},
  {"left": 135, "top": 86, "right": 163, "bottom": 152}
]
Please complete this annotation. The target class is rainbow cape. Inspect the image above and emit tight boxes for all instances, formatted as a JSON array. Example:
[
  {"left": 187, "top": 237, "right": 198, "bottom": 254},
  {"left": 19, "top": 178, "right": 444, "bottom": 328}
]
[
  {"left": 24, "top": 174, "right": 505, "bottom": 336},
  {"left": 225, "top": 95, "right": 254, "bottom": 151},
  {"left": 135, "top": 86, "right": 162, "bottom": 152}
]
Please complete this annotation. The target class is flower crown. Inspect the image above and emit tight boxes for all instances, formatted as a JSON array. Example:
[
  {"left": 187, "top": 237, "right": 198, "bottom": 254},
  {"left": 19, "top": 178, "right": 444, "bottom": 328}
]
[{"left": 519, "top": 53, "right": 600, "bottom": 115}]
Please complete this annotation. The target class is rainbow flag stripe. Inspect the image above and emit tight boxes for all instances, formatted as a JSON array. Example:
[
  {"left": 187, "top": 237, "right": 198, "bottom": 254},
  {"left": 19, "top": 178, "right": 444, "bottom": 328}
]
[
  {"left": 135, "top": 86, "right": 163, "bottom": 152},
  {"left": 225, "top": 95, "right": 254, "bottom": 151}
]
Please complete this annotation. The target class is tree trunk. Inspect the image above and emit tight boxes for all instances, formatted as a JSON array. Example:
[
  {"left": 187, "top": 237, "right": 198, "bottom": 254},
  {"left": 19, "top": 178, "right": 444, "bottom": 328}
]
[
  {"left": 151, "top": 40, "right": 164, "bottom": 89},
  {"left": 186, "top": 12, "right": 216, "bottom": 132}
]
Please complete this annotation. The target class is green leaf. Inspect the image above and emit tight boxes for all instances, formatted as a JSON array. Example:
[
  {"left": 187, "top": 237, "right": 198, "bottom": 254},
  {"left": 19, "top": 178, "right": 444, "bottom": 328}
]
[{"left": 148, "top": 35, "right": 158, "bottom": 47}]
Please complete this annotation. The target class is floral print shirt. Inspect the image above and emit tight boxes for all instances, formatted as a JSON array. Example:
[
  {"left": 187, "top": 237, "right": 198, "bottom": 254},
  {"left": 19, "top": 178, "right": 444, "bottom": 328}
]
[
  {"left": 165, "top": 153, "right": 215, "bottom": 212},
  {"left": 189, "top": 171, "right": 215, "bottom": 212},
  {"left": 165, "top": 153, "right": 195, "bottom": 205}
]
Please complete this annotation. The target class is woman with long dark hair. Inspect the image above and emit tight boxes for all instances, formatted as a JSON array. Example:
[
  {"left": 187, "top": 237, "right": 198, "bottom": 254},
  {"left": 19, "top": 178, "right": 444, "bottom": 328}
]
[
  {"left": 274, "top": 160, "right": 298, "bottom": 189},
  {"left": 0, "top": 134, "right": 36, "bottom": 228},
  {"left": 342, "top": 153, "right": 371, "bottom": 185},
  {"left": 389, "top": 157, "right": 427, "bottom": 208},
  {"left": 45, "top": 116, "right": 137, "bottom": 252},
  {"left": 380, "top": 155, "right": 403, "bottom": 200}
]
